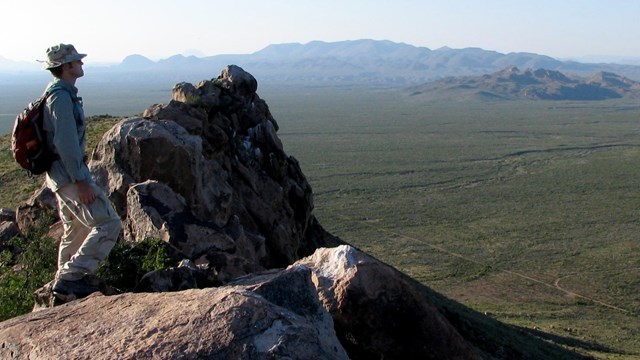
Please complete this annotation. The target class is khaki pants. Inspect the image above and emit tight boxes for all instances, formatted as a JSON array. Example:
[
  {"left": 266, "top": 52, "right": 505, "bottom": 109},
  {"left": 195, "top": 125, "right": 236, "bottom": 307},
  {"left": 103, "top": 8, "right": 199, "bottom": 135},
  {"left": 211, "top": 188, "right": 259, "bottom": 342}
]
[{"left": 55, "top": 182, "right": 121, "bottom": 281}]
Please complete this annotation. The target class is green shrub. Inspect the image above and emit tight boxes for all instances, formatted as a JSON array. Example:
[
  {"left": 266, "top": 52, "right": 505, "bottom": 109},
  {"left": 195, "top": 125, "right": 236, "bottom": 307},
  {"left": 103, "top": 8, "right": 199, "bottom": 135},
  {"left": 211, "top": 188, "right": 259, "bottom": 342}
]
[
  {"left": 0, "top": 212, "right": 175, "bottom": 321},
  {"left": 96, "top": 238, "right": 176, "bottom": 292},
  {"left": 0, "top": 213, "right": 57, "bottom": 321}
]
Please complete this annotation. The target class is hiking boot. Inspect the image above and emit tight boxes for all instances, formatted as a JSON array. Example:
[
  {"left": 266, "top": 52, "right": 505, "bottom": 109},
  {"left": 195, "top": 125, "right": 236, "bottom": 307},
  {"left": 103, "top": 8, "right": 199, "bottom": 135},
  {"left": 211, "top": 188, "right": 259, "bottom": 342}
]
[{"left": 52, "top": 277, "right": 101, "bottom": 299}]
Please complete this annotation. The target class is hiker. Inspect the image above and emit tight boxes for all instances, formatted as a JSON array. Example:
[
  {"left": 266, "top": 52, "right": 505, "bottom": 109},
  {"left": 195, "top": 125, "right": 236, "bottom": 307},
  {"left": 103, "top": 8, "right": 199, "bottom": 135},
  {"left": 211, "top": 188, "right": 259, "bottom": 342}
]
[{"left": 39, "top": 44, "right": 121, "bottom": 298}]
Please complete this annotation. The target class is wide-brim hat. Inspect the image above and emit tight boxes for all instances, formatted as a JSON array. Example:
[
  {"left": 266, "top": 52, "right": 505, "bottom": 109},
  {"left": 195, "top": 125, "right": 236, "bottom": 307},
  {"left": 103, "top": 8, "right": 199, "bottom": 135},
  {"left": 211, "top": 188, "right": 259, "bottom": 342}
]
[{"left": 39, "top": 43, "right": 86, "bottom": 70}]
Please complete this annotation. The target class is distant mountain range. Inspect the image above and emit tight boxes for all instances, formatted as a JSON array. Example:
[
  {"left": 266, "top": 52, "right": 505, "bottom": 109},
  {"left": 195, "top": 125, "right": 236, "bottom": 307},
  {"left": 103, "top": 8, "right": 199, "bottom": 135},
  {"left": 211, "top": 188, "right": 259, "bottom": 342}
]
[
  {"left": 408, "top": 66, "right": 640, "bottom": 101},
  {"left": 2, "top": 39, "right": 640, "bottom": 86}
]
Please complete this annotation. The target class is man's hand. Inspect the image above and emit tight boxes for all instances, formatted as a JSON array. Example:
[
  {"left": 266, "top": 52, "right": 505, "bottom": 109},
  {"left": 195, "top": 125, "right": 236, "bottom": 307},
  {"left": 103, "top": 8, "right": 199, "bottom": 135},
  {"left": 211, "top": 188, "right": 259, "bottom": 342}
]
[{"left": 76, "top": 180, "right": 96, "bottom": 204}]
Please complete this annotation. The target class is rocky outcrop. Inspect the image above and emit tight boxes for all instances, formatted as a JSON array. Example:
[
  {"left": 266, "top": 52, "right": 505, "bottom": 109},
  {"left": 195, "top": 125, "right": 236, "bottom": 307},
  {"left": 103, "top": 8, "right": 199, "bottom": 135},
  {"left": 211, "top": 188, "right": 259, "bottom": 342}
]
[
  {"left": 0, "top": 245, "right": 482, "bottom": 360},
  {"left": 87, "top": 65, "right": 339, "bottom": 282}
]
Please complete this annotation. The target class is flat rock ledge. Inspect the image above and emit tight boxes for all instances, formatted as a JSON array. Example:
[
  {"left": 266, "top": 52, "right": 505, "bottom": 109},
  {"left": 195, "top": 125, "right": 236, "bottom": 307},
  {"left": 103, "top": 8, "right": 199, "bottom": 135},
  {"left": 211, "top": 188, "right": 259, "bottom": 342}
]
[{"left": 0, "top": 245, "right": 481, "bottom": 360}]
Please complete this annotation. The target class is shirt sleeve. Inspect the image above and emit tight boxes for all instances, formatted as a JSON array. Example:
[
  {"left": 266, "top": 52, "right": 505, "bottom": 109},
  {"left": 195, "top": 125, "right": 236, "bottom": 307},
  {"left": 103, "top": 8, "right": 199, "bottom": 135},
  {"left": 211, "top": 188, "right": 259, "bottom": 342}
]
[{"left": 47, "top": 91, "right": 88, "bottom": 183}]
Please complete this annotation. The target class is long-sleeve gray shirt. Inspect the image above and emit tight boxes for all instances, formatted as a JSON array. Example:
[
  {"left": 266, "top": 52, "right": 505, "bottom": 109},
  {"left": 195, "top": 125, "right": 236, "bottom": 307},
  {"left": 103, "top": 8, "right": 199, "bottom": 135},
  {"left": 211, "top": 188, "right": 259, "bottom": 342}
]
[{"left": 42, "top": 78, "right": 91, "bottom": 191}]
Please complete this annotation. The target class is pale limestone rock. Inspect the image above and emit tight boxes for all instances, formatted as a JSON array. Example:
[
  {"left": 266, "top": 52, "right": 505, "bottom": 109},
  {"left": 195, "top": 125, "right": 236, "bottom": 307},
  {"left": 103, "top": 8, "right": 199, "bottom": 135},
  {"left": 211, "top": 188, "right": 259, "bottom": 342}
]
[{"left": 294, "top": 245, "right": 484, "bottom": 360}]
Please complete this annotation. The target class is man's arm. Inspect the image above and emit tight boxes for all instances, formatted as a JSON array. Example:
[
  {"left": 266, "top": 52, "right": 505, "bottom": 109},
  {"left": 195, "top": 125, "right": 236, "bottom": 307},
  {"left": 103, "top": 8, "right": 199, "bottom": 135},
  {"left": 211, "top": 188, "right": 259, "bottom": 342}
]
[{"left": 48, "top": 91, "right": 95, "bottom": 204}]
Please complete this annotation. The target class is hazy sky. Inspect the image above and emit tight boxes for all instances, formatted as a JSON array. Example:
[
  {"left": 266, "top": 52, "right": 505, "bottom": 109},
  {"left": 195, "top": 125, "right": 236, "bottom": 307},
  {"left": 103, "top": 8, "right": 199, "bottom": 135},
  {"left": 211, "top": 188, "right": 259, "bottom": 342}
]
[{"left": 3, "top": 0, "right": 639, "bottom": 64}]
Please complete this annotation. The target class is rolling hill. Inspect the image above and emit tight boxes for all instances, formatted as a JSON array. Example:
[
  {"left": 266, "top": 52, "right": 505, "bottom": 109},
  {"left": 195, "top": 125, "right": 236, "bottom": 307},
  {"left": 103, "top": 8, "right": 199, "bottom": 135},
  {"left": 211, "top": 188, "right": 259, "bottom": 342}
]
[{"left": 407, "top": 66, "right": 640, "bottom": 101}]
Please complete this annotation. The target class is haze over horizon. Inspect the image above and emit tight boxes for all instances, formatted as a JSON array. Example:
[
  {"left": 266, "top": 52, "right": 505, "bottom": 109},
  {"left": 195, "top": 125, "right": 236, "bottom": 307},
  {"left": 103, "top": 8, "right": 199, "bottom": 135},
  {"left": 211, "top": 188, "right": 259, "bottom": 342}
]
[{"left": 2, "top": 0, "right": 639, "bottom": 66}]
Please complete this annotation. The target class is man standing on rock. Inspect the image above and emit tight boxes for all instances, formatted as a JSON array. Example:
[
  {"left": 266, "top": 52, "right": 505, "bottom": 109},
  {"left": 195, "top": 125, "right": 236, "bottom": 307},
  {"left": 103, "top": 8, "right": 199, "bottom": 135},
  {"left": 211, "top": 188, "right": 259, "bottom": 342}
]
[{"left": 39, "top": 44, "right": 121, "bottom": 299}]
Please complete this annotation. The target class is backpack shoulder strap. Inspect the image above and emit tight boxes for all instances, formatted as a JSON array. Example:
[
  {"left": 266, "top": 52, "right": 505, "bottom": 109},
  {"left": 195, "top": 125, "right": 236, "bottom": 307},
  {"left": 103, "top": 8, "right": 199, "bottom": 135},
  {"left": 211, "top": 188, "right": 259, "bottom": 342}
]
[
  {"left": 44, "top": 85, "right": 67, "bottom": 98},
  {"left": 42, "top": 85, "right": 80, "bottom": 110}
]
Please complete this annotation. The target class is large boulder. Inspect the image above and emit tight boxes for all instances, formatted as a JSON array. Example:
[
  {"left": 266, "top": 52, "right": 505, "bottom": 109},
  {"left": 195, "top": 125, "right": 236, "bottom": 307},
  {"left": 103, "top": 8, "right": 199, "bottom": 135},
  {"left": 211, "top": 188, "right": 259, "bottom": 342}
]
[
  {"left": 0, "top": 246, "right": 481, "bottom": 360},
  {"left": 0, "top": 280, "right": 349, "bottom": 360},
  {"left": 294, "top": 245, "right": 483, "bottom": 360}
]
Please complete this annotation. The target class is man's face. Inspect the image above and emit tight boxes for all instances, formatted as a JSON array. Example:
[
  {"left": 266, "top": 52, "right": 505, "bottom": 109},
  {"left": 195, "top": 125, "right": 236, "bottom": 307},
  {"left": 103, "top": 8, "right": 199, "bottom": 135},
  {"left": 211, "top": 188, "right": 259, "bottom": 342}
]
[{"left": 65, "top": 60, "right": 84, "bottom": 79}]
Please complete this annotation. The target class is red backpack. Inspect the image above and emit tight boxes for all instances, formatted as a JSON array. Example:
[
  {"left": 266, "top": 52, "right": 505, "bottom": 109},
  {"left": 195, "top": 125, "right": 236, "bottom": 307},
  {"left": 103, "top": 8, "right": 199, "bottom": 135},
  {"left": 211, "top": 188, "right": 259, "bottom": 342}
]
[{"left": 11, "top": 87, "right": 63, "bottom": 175}]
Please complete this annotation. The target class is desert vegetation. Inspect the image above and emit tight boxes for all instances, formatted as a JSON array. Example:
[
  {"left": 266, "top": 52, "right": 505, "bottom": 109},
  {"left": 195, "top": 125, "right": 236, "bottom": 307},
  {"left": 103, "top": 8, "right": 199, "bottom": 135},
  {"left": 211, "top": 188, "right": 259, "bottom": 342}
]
[{"left": 265, "top": 87, "right": 639, "bottom": 359}]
